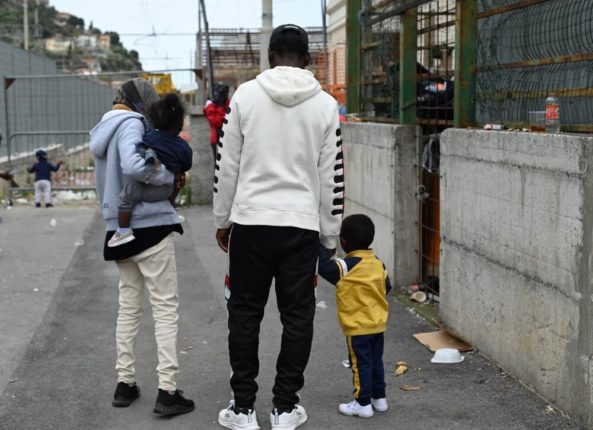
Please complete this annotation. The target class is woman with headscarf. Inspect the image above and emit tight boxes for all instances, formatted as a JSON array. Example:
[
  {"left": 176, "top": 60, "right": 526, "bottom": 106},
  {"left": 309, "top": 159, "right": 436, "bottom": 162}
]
[{"left": 90, "top": 77, "right": 194, "bottom": 417}]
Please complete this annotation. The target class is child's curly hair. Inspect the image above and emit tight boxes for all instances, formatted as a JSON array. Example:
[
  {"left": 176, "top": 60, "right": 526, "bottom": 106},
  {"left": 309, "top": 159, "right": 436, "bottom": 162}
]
[
  {"left": 340, "top": 214, "right": 375, "bottom": 250},
  {"left": 148, "top": 93, "right": 185, "bottom": 133}
]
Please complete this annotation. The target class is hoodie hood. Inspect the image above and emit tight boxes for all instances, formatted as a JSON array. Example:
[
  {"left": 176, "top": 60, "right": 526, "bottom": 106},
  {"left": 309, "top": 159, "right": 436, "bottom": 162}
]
[
  {"left": 256, "top": 66, "right": 320, "bottom": 107},
  {"left": 89, "top": 110, "right": 145, "bottom": 158}
]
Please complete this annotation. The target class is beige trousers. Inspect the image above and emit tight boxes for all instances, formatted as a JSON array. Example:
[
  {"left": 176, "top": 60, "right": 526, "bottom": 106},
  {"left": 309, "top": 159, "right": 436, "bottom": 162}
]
[{"left": 115, "top": 233, "right": 179, "bottom": 391}]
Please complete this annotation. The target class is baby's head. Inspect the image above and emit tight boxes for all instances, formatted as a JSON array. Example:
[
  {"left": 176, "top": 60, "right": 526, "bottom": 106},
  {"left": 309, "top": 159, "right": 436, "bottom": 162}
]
[
  {"left": 339, "top": 214, "right": 375, "bottom": 254},
  {"left": 148, "top": 93, "right": 185, "bottom": 135}
]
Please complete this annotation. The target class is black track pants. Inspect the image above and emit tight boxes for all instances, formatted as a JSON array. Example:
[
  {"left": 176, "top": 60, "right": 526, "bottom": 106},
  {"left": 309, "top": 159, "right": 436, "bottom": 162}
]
[{"left": 226, "top": 224, "right": 319, "bottom": 410}]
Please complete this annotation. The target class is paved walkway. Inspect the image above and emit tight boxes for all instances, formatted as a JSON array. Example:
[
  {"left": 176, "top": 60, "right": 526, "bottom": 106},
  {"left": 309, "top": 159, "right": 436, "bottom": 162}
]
[{"left": 0, "top": 206, "right": 583, "bottom": 429}]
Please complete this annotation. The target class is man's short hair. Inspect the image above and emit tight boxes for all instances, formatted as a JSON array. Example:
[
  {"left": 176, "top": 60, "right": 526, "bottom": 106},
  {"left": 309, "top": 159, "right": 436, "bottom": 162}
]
[
  {"left": 269, "top": 24, "right": 309, "bottom": 58},
  {"left": 340, "top": 214, "right": 375, "bottom": 250}
]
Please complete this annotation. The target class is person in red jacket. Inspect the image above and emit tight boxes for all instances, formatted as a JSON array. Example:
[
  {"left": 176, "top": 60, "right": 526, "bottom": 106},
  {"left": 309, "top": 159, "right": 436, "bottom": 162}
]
[{"left": 203, "top": 83, "right": 230, "bottom": 164}]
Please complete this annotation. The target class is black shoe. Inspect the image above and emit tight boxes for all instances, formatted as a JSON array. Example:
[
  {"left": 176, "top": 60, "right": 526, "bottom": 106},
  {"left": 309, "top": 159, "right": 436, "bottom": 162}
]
[
  {"left": 45, "top": 203, "right": 53, "bottom": 208},
  {"left": 35, "top": 203, "right": 41, "bottom": 208},
  {"left": 112, "top": 382, "right": 140, "bottom": 407},
  {"left": 153, "top": 389, "right": 195, "bottom": 416}
]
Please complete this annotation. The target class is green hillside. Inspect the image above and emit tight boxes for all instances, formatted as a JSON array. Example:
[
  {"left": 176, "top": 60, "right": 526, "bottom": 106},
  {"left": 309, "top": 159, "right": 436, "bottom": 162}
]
[{"left": 0, "top": 0, "right": 142, "bottom": 71}]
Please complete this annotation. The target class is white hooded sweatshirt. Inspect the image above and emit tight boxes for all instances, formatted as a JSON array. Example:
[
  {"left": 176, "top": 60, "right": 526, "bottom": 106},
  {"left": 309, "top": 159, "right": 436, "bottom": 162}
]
[{"left": 213, "top": 66, "right": 344, "bottom": 249}]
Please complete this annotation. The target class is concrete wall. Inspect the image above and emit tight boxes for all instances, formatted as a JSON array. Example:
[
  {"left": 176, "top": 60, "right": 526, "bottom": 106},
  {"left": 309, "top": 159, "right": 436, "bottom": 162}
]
[
  {"left": 342, "top": 122, "right": 419, "bottom": 286},
  {"left": 189, "top": 113, "right": 214, "bottom": 205},
  {"left": 440, "top": 129, "right": 593, "bottom": 428}
]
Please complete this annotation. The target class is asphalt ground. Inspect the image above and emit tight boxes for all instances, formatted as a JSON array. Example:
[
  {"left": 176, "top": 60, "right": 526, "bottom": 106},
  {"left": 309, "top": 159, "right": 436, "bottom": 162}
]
[{"left": 0, "top": 205, "right": 583, "bottom": 429}]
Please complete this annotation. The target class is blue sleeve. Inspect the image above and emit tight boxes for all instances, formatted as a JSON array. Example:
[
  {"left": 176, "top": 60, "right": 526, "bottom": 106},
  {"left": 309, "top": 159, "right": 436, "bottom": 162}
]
[
  {"left": 118, "top": 119, "right": 173, "bottom": 186},
  {"left": 379, "top": 260, "right": 392, "bottom": 295},
  {"left": 318, "top": 245, "right": 341, "bottom": 285},
  {"left": 50, "top": 162, "right": 61, "bottom": 172},
  {"left": 27, "top": 164, "right": 36, "bottom": 173}
]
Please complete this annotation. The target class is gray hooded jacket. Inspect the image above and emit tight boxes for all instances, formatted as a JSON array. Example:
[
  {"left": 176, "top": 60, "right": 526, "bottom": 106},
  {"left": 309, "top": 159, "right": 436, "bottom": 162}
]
[{"left": 90, "top": 109, "right": 177, "bottom": 231}]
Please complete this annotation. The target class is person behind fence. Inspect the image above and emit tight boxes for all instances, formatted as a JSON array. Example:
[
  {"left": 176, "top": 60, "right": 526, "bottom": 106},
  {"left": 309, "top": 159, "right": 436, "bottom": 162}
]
[
  {"left": 27, "top": 149, "right": 62, "bottom": 208},
  {"left": 204, "top": 82, "right": 230, "bottom": 163},
  {"left": 90, "top": 77, "right": 194, "bottom": 417},
  {"left": 108, "top": 93, "right": 193, "bottom": 248},
  {"left": 214, "top": 24, "right": 343, "bottom": 430},
  {"left": 317, "top": 214, "right": 391, "bottom": 419}
]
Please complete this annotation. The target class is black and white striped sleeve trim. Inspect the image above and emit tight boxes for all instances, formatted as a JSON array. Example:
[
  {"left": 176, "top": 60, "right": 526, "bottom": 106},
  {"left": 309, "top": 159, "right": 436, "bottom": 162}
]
[{"left": 332, "top": 127, "right": 344, "bottom": 216}]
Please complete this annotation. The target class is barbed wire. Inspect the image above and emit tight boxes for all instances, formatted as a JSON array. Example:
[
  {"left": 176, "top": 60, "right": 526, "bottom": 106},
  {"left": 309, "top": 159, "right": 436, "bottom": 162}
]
[{"left": 476, "top": 0, "right": 593, "bottom": 127}]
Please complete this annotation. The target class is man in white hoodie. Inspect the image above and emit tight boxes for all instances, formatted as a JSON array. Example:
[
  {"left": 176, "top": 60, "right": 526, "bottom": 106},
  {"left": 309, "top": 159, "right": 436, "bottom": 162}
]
[{"left": 214, "top": 25, "right": 344, "bottom": 430}]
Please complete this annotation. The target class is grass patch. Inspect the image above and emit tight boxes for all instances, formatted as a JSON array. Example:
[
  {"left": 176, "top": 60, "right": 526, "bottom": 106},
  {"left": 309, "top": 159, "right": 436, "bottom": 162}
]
[{"left": 394, "top": 291, "right": 441, "bottom": 327}]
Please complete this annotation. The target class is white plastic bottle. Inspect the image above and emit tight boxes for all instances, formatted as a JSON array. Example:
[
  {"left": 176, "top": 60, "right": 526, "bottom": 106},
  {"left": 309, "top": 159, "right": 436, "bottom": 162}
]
[{"left": 545, "top": 93, "right": 560, "bottom": 133}]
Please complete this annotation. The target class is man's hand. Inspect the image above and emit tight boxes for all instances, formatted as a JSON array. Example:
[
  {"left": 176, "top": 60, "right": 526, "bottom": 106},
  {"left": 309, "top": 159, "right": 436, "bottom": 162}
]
[{"left": 216, "top": 228, "right": 231, "bottom": 253}]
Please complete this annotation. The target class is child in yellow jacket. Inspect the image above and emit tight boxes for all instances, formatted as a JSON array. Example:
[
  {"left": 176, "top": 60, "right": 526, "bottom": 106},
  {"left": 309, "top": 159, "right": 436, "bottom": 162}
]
[{"left": 318, "top": 214, "right": 391, "bottom": 418}]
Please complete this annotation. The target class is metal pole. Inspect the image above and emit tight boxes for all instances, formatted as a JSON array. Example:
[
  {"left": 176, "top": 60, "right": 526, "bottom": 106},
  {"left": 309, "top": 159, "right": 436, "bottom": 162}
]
[
  {"left": 346, "top": 0, "right": 361, "bottom": 114},
  {"left": 454, "top": 0, "right": 477, "bottom": 127},
  {"left": 3, "top": 77, "right": 12, "bottom": 167},
  {"left": 195, "top": 0, "right": 205, "bottom": 105},
  {"left": 23, "top": 0, "right": 29, "bottom": 50},
  {"left": 199, "top": 0, "right": 215, "bottom": 99},
  {"left": 260, "top": 0, "right": 273, "bottom": 71},
  {"left": 399, "top": 7, "right": 417, "bottom": 124},
  {"left": 34, "top": 0, "right": 39, "bottom": 38},
  {"left": 321, "top": 0, "right": 329, "bottom": 85}
]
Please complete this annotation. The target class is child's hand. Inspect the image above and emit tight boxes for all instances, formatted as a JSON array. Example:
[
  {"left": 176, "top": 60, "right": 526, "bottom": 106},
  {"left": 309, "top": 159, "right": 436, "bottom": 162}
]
[
  {"left": 168, "top": 172, "right": 186, "bottom": 205},
  {"left": 174, "top": 172, "right": 186, "bottom": 192}
]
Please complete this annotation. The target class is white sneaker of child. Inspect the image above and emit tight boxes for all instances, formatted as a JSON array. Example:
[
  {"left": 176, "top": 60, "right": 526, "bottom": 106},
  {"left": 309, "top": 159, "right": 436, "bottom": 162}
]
[
  {"left": 108, "top": 229, "right": 135, "bottom": 247},
  {"left": 338, "top": 400, "right": 374, "bottom": 418},
  {"left": 371, "top": 397, "right": 388, "bottom": 412}
]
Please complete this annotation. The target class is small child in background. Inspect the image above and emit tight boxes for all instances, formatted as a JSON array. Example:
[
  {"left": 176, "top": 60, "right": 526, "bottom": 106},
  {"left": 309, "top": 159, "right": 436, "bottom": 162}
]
[
  {"left": 108, "top": 93, "right": 193, "bottom": 247},
  {"left": 27, "top": 149, "right": 62, "bottom": 208},
  {"left": 318, "top": 214, "right": 391, "bottom": 418}
]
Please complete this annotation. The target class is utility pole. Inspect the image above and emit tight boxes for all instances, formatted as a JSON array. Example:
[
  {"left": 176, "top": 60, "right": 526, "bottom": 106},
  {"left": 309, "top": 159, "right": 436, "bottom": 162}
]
[
  {"left": 23, "top": 0, "right": 29, "bottom": 50},
  {"left": 34, "top": 0, "right": 39, "bottom": 38},
  {"left": 260, "top": 0, "right": 273, "bottom": 71},
  {"left": 195, "top": 0, "right": 205, "bottom": 106},
  {"left": 199, "top": 0, "right": 214, "bottom": 99},
  {"left": 321, "top": 0, "right": 328, "bottom": 85}
]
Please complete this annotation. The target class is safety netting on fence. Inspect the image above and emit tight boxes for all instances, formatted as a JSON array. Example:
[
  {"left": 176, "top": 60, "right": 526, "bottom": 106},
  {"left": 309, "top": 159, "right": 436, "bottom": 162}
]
[{"left": 476, "top": 0, "right": 593, "bottom": 130}]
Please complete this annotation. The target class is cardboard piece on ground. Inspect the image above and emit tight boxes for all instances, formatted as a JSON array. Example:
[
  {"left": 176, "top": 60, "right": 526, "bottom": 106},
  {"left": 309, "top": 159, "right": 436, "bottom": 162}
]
[{"left": 413, "top": 329, "right": 472, "bottom": 352}]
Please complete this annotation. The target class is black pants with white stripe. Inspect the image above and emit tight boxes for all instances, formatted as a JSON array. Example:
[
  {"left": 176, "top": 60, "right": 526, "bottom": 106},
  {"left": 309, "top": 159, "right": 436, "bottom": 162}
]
[
  {"left": 347, "top": 333, "right": 386, "bottom": 406},
  {"left": 227, "top": 223, "right": 319, "bottom": 411}
]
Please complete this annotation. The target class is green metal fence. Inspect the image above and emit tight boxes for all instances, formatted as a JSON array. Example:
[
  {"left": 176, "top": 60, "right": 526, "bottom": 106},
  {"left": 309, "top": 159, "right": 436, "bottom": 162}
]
[
  {"left": 347, "top": 0, "right": 475, "bottom": 127},
  {"left": 348, "top": 0, "right": 593, "bottom": 131},
  {"left": 476, "top": 0, "right": 593, "bottom": 131}
]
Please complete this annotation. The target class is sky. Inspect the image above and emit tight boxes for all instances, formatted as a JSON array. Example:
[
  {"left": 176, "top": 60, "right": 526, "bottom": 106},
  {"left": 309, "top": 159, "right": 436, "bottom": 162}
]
[{"left": 50, "top": 0, "right": 324, "bottom": 87}]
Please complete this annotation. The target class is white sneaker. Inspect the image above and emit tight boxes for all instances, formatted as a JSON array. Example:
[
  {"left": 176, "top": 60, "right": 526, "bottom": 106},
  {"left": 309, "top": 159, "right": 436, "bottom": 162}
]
[
  {"left": 218, "top": 402, "right": 260, "bottom": 430},
  {"left": 338, "top": 400, "right": 374, "bottom": 418},
  {"left": 108, "top": 229, "right": 135, "bottom": 247},
  {"left": 371, "top": 397, "right": 388, "bottom": 412},
  {"left": 270, "top": 405, "right": 307, "bottom": 429}
]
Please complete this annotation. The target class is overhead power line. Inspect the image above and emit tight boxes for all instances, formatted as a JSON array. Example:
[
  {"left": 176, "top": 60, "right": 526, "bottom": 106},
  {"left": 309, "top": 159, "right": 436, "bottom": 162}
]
[{"left": 119, "top": 33, "right": 197, "bottom": 36}]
